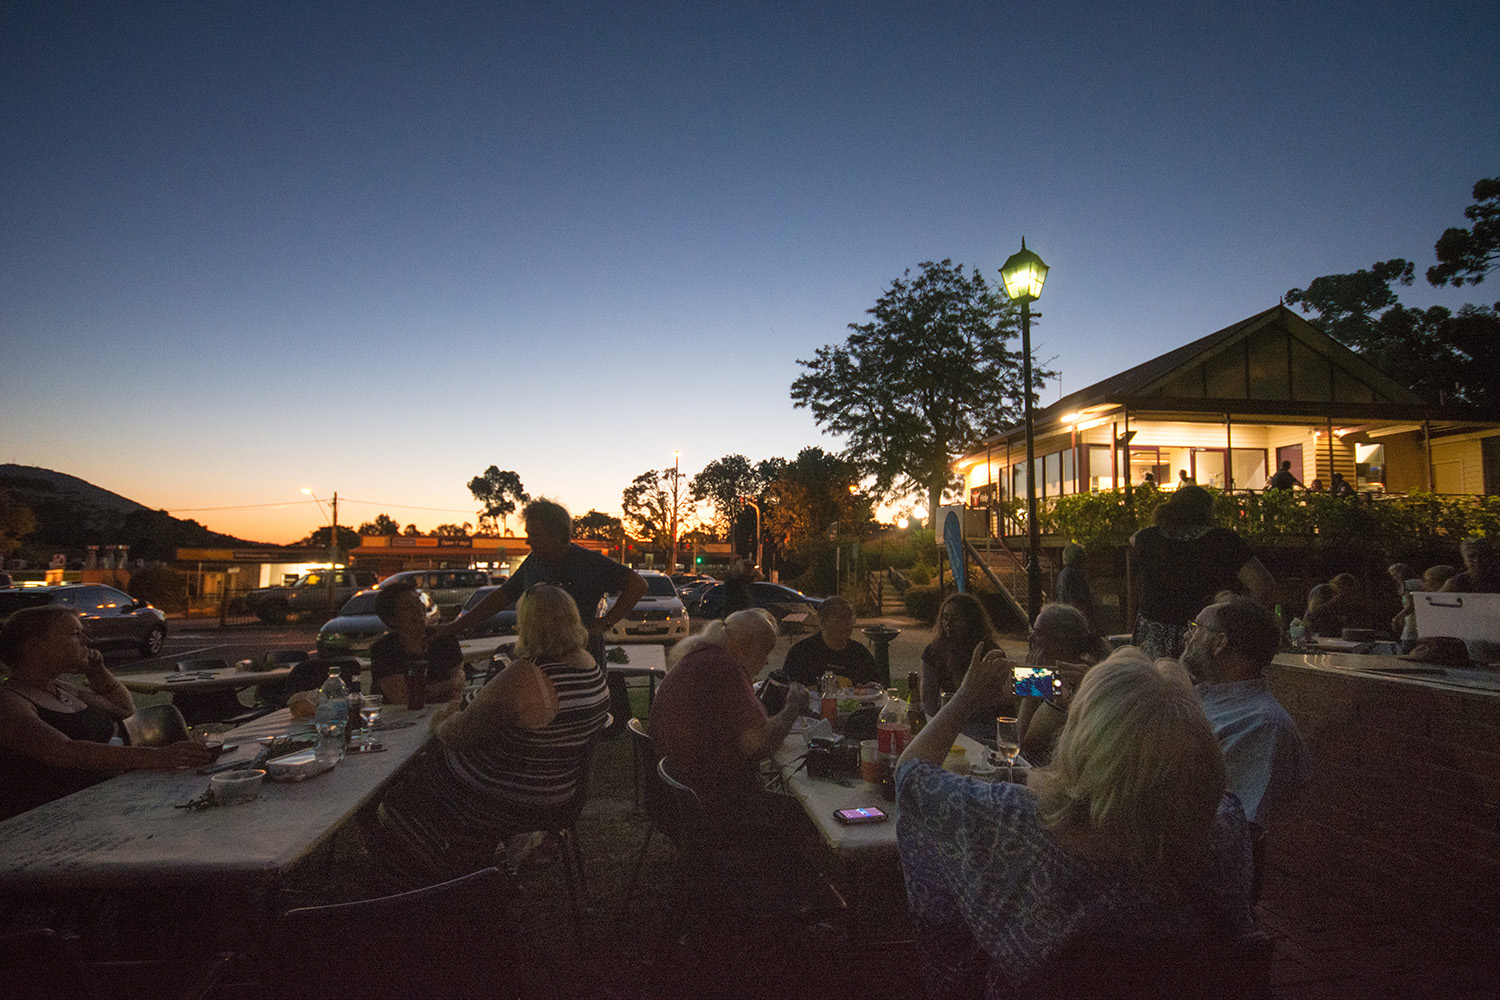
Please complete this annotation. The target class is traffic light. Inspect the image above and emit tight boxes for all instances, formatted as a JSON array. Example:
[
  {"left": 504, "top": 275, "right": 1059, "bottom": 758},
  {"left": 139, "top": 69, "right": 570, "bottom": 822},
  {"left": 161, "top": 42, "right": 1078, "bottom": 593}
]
[{"left": 695, "top": 555, "right": 703, "bottom": 564}]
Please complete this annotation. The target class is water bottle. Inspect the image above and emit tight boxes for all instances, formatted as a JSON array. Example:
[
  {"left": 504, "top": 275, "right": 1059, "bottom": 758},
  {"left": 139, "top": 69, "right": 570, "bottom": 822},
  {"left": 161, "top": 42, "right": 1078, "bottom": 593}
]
[
  {"left": 314, "top": 666, "right": 349, "bottom": 762},
  {"left": 877, "top": 687, "right": 910, "bottom": 755}
]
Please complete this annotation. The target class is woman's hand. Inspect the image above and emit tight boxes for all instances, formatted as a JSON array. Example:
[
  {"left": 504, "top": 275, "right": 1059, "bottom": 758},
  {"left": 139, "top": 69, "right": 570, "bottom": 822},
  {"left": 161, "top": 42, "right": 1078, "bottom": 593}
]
[
  {"left": 952, "top": 643, "right": 1015, "bottom": 712},
  {"left": 152, "top": 740, "right": 217, "bottom": 769},
  {"left": 1051, "top": 659, "right": 1093, "bottom": 711}
]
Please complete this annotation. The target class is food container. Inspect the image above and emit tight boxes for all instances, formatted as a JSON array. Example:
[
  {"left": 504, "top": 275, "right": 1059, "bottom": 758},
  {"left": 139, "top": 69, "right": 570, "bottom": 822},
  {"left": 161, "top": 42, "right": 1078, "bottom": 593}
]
[{"left": 209, "top": 769, "right": 265, "bottom": 805}]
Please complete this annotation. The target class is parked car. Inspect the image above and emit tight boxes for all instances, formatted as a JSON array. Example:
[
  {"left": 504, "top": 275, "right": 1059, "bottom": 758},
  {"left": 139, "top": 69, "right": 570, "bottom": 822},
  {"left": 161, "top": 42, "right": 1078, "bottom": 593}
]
[
  {"left": 245, "top": 568, "right": 379, "bottom": 623},
  {"left": 375, "top": 569, "right": 490, "bottom": 619},
  {"left": 315, "top": 587, "right": 439, "bottom": 659},
  {"left": 693, "top": 581, "right": 824, "bottom": 631},
  {"left": 603, "top": 570, "right": 690, "bottom": 644},
  {"left": 454, "top": 586, "right": 520, "bottom": 663},
  {"left": 676, "top": 578, "right": 718, "bottom": 611},
  {"left": 0, "top": 584, "right": 167, "bottom": 656}
]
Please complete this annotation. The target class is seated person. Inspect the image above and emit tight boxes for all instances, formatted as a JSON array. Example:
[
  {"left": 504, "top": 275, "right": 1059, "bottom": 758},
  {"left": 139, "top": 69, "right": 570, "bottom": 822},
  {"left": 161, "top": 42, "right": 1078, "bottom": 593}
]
[
  {"left": 896, "top": 646, "right": 1255, "bottom": 997},
  {"left": 780, "top": 596, "right": 878, "bottom": 688},
  {"left": 1180, "top": 597, "right": 1310, "bottom": 827},
  {"left": 366, "top": 584, "right": 608, "bottom": 888},
  {"left": 650, "top": 609, "right": 809, "bottom": 819},
  {"left": 368, "top": 578, "right": 465, "bottom": 705},
  {"left": 1442, "top": 536, "right": 1500, "bottom": 594},
  {"left": 1014, "top": 603, "right": 1112, "bottom": 765},
  {"left": 0, "top": 606, "right": 214, "bottom": 821},
  {"left": 919, "top": 593, "right": 1012, "bottom": 717}
]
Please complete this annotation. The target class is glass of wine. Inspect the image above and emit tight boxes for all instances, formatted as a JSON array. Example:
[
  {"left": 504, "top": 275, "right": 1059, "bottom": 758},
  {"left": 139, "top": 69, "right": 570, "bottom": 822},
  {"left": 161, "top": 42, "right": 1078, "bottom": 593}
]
[
  {"left": 995, "top": 716, "right": 1021, "bottom": 783},
  {"left": 357, "top": 697, "right": 383, "bottom": 744}
]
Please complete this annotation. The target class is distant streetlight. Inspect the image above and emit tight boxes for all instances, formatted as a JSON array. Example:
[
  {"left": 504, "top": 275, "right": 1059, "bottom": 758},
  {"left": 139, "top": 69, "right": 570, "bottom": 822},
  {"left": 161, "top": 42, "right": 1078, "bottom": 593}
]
[
  {"left": 740, "top": 496, "right": 762, "bottom": 571},
  {"left": 999, "top": 238, "right": 1049, "bottom": 617},
  {"left": 668, "top": 450, "right": 681, "bottom": 575},
  {"left": 302, "top": 487, "right": 340, "bottom": 613}
]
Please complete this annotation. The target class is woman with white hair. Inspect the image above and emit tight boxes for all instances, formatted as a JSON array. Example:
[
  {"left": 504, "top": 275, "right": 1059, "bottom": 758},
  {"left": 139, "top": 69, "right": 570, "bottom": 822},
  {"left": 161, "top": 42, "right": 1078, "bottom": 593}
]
[
  {"left": 367, "top": 584, "right": 608, "bottom": 887},
  {"left": 651, "top": 608, "right": 810, "bottom": 815},
  {"left": 896, "top": 645, "right": 1255, "bottom": 998}
]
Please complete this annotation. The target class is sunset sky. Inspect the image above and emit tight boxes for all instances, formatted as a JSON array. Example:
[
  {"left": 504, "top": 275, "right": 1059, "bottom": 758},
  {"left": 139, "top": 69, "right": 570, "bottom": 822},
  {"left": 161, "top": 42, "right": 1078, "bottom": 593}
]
[{"left": 3, "top": 2, "right": 1496, "bottom": 543}]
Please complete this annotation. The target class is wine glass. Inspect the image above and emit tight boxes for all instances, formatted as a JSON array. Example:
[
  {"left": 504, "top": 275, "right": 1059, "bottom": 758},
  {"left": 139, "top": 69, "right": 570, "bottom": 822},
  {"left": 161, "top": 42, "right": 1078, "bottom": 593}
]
[
  {"left": 357, "top": 697, "right": 383, "bottom": 745},
  {"left": 995, "top": 716, "right": 1020, "bottom": 783}
]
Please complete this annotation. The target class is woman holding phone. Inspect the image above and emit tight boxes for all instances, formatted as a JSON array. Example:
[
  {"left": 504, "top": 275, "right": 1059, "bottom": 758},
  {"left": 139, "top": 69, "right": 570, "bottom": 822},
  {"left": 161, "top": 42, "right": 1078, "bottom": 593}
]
[{"left": 1014, "top": 603, "right": 1111, "bottom": 765}]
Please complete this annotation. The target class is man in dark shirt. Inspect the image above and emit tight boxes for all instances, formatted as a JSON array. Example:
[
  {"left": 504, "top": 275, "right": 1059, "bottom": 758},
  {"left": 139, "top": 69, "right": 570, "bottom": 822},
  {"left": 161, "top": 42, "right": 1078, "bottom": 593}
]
[
  {"left": 780, "top": 596, "right": 878, "bottom": 687},
  {"left": 1267, "top": 461, "right": 1301, "bottom": 491},
  {"left": 444, "top": 499, "right": 646, "bottom": 732},
  {"left": 369, "top": 578, "right": 465, "bottom": 705}
]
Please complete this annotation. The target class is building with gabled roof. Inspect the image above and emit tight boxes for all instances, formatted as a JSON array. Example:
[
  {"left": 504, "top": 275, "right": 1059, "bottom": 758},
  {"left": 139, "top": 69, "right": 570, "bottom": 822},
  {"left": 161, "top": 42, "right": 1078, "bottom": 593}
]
[{"left": 955, "top": 304, "right": 1500, "bottom": 521}]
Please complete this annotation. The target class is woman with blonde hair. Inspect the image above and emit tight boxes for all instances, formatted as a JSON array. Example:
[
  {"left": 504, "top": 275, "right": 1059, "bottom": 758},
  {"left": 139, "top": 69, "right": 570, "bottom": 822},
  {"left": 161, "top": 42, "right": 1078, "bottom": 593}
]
[
  {"left": 368, "top": 584, "right": 608, "bottom": 887},
  {"left": 897, "top": 645, "right": 1255, "bottom": 997}
]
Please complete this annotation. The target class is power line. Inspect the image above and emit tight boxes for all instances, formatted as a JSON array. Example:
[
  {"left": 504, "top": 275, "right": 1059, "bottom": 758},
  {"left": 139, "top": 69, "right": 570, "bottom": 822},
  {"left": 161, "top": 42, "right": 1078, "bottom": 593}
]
[{"left": 166, "top": 498, "right": 476, "bottom": 515}]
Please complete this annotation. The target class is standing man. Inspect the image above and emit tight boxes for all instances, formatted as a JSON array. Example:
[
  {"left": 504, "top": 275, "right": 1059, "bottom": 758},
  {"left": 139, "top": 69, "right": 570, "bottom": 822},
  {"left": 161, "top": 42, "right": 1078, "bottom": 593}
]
[
  {"left": 1179, "top": 596, "right": 1309, "bottom": 827},
  {"left": 444, "top": 499, "right": 646, "bottom": 736}
]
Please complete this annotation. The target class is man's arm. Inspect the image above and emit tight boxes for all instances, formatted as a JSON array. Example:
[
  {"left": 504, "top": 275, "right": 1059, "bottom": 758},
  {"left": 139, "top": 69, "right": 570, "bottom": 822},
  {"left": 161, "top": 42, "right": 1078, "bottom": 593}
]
[
  {"left": 595, "top": 569, "right": 646, "bottom": 636},
  {"left": 441, "top": 577, "right": 521, "bottom": 638},
  {"left": 737, "top": 683, "right": 809, "bottom": 762}
]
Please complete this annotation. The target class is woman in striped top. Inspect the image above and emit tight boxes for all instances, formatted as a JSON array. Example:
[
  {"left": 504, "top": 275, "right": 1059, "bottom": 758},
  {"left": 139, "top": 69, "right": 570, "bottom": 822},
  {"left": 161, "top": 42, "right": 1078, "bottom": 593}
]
[{"left": 368, "top": 584, "right": 609, "bottom": 888}]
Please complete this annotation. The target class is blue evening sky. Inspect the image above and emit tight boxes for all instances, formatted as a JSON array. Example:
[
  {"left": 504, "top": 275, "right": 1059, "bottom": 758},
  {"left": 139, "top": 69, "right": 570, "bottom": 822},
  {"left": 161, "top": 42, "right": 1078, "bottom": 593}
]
[{"left": 2, "top": 1, "right": 1496, "bottom": 543}]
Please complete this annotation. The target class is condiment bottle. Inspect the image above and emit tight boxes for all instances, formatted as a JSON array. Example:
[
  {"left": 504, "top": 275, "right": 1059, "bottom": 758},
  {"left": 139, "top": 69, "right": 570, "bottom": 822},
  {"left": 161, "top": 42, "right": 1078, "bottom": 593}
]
[{"left": 820, "top": 671, "right": 838, "bottom": 722}]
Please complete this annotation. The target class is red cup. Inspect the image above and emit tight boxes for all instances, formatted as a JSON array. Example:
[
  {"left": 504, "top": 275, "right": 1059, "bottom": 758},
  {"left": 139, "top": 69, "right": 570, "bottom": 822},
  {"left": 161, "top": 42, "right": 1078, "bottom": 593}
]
[{"left": 877, "top": 721, "right": 911, "bottom": 755}]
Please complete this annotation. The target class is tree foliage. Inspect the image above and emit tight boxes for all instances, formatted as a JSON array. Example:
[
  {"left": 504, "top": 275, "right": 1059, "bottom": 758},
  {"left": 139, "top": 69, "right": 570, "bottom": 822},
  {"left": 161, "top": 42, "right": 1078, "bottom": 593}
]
[
  {"left": 621, "top": 470, "right": 673, "bottom": 550},
  {"left": 0, "top": 489, "right": 38, "bottom": 556},
  {"left": 1287, "top": 178, "right": 1500, "bottom": 408},
  {"left": 431, "top": 522, "right": 472, "bottom": 537},
  {"left": 689, "top": 454, "right": 762, "bottom": 540},
  {"left": 357, "top": 513, "right": 400, "bottom": 536},
  {"left": 573, "top": 509, "right": 624, "bottom": 542},
  {"left": 791, "top": 259, "right": 1053, "bottom": 520},
  {"left": 467, "top": 467, "right": 529, "bottom": 534},
  {"left": 1427, "top": 176, "right": 1499, "bottom": 287},
  {"left": 299, "top": 525, "right": 362, "bottom": 550},
  {"left": 763, "top": 447, "right": 873, "bottom": 560}
]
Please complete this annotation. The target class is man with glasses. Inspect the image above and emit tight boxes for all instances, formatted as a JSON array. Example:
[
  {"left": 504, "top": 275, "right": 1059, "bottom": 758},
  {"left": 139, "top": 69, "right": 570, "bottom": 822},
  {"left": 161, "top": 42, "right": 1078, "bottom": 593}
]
[{"left": 1180, "top": 597, "right": 1309, "bottom": 826}]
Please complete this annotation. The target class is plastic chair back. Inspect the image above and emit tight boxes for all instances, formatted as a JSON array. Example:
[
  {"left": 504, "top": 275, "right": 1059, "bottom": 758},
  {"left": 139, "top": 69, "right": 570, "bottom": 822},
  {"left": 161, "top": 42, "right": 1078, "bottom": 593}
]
[{"left": 121, "top": 703, "right": 190, "bottom": 747}]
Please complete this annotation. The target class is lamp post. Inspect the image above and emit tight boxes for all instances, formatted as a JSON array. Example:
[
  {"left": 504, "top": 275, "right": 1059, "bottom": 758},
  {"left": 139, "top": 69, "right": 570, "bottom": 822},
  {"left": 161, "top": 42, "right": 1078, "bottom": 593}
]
[
  {"left": 999, "top": 238, "right": 1049, "bottom": 617},
  {"left": 668, "top": 450, "right": 681, "bottom": 575},
  {"left": 301, "top": 487, "right": 340, "bottom": 614},
  {"left": 740, "top": 497, "right": 762, "bottom": 572}
]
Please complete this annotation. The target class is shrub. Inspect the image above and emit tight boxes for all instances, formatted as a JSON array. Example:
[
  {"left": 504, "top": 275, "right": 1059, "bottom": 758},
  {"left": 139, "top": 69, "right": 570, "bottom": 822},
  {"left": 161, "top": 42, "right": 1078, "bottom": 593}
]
[
  {"left": 904, "top": 584, "right": 941, "bottom": 623},
  {"left": 840, "top": 579, "right": 878, "bottom": 617},
  {"left": 908, "top": 562, "right": 933, "bottom": 586},
  {"left": 127, "top": 565, "right": 188, "bottom": 614}
]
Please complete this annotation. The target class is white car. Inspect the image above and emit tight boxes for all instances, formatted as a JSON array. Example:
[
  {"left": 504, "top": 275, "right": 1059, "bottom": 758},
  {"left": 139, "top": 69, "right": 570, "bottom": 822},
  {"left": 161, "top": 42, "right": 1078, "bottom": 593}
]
[{"left": 603, "top": 570, "right": 690, "bottom": 644}]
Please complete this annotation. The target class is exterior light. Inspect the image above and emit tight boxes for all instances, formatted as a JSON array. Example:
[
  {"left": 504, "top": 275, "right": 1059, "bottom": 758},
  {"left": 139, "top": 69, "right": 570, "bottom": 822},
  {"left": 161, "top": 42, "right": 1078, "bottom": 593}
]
[{"left": 1000, "top": 238, "right": 1049, "bottom": 303}]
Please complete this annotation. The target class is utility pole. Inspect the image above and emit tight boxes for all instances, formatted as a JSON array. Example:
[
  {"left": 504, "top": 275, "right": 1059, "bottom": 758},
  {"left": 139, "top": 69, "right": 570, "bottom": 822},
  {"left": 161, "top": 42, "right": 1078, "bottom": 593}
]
[{"left": 668, "top": 451, "right": 680, "bottom": 576}]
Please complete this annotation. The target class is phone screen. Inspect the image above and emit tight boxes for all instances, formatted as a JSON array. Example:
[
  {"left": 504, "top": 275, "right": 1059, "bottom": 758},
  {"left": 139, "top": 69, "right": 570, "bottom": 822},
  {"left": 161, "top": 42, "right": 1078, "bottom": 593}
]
[
  {"left": 1013, "top": 666, "right": 1058, "bottom": 699},
  {"left": 834, "top": 806, "right": 888, "bottom": 824}
]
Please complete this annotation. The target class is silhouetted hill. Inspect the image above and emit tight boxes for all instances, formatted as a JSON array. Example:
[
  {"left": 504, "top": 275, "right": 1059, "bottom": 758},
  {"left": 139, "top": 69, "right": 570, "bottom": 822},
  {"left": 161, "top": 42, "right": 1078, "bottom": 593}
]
[{"left": 0, "top": 465, "right": 268, "bottom": 564}]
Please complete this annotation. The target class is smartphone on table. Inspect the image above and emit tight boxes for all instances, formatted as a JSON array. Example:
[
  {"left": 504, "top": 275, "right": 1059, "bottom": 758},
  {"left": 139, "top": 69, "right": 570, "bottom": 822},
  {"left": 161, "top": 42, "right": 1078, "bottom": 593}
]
[{"left": 833, "top": 806, "right": 888, "bottom": 825}]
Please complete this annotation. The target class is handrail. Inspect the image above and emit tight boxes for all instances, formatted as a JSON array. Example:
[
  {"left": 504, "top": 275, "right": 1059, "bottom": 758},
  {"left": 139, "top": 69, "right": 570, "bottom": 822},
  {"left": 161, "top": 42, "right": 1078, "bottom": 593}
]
[{"left": 964, "top": 538, "right": 1030, "bottom": 626}]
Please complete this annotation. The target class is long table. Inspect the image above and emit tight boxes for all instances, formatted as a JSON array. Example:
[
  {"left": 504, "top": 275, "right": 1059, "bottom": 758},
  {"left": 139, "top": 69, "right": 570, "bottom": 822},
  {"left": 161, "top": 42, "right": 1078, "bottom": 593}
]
[
  {"left": 772, "top": 729, "right": 1014, "bottom": 936},
  {"left": 0, "top": 704, "right": 435, "bottom": 910}
]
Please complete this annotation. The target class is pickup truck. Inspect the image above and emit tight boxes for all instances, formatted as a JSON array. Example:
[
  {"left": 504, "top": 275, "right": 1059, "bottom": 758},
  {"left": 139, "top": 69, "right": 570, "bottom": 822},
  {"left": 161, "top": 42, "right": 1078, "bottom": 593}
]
[{"left": 244, "top": 568, "right": 378, "bottom": 623}]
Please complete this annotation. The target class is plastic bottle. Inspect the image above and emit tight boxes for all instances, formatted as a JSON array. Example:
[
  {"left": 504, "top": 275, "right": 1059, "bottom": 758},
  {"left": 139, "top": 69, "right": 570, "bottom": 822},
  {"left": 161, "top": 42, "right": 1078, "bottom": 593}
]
[
  {"left": 345, "top": 677, "right": 363, "bottom": 743},
  {"left": 819, "top": 671, "right": 838, "bottom": 722},
  {"left": 314, "top": 666, "right": 349, "bottom": 762},
  {"left": 906, "top": 671, "right": 927, "bottom": 737},
  {"left": 877, "top": 687, "right": 910, "bottom": 755}
]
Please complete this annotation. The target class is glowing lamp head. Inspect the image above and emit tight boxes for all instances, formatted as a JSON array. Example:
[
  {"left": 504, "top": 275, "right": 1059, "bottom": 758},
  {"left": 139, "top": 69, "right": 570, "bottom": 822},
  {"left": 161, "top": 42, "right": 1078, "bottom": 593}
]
[{"left": 1000, "top": 238, "right": 1049, "bottom": 303}]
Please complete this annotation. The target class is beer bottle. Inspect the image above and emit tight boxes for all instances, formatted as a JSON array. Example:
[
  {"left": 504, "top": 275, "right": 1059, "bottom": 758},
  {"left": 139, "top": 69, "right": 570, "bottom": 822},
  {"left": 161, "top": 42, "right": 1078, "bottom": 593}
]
[{"left": 906, "top": 670, "right": 926, "bottom": 736}]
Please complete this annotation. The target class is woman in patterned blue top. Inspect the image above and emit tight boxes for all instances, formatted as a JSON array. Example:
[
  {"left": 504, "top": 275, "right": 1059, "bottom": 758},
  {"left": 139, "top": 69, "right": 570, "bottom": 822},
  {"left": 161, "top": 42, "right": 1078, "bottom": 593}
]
[
  {"left": 896, "top": 644, "right": 1255, "bottom": 999},
  {"left": 368, "top": 584, "right": 608, "bottom": 889}
]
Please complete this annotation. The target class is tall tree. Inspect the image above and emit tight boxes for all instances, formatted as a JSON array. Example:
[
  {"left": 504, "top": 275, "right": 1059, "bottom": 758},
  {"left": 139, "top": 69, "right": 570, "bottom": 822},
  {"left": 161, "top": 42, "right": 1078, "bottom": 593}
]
[
  {"left": 431, "top": 522, "right": 472, "bottom": 537},
  {"left": 467, "top": 467, "right": 529, "bottom": 534},
  {"left": 357, "top": 513, "right": 400, "bottom": 536},
  {"left": 1428, "top": 176, "right": 1499, "bottom": 287},
  {"left": 299, "top": 525, "right": 362, "bottom": 550},
  {"left": 689, "top": 454, "right": 761, "bottom": 539},
  {"left": 621, "top": 469, "right": 673, "bottom": 551},
  {"left": 763, "top": 447, "right": 873, "bottom": 559},
  {"left": 791, "top": 259, "right": 1052, "bottom": 520}
]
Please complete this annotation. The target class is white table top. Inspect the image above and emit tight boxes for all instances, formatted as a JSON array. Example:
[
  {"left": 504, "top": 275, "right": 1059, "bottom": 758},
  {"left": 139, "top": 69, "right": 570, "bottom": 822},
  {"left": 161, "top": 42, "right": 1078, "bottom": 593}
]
[
  {"left": 0, "top": 704, "right": 435, "bottom": 896},
  {"left": 1272, "top": 652, "right": 1500, "bottom": 697},
  {"left": 119, "top": 664, "right": 296, "bottom": 694},
  {"left": 772, "top": 730, "right": 1008, "bottom": 857},
  {"left": 606, "top": 643, "right": 667, "bottom": 676}
]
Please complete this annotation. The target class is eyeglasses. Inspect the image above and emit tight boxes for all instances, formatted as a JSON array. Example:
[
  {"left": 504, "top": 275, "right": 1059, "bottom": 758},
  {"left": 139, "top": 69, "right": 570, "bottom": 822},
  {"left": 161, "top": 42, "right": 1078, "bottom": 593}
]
[{"left": 1187, "top": 620, "right": 1223, "bottom": 637}]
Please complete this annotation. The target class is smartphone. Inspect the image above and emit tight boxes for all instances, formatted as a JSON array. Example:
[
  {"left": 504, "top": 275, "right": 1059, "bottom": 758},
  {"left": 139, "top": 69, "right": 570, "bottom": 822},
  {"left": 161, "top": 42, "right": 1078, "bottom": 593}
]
[
  {"left": 833, "top": 806, "right": 888, "bottom": 825},
  {"left": 1012, "top": 666, "right": 1059, "bottom": 699}
]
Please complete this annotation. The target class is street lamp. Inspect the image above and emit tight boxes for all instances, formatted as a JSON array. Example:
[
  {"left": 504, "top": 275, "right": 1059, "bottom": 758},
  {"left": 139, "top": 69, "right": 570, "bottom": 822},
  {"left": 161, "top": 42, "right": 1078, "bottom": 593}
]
[
  {"left": 1000, "top": 238, "right": 1049, "bottom": 617},
  {"left": 740, "top": 496, "right": 762, "bottom": 572},
  {"left": 668, "top": 450, "right": 681, "bottom": 576}
]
